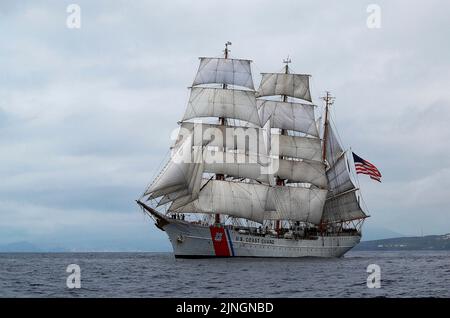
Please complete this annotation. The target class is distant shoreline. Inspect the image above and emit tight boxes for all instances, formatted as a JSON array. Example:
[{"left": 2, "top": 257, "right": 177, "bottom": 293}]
[
  {"left": 1, "top": 234, "right": 449, "bottom": 253},
  {"left": 354, "top": 233, "right": 450, "bottom": 251}
]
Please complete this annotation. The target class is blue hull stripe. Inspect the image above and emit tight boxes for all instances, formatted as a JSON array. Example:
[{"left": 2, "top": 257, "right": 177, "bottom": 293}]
[{"left": 226, "top": 228, "right": 235, "bottom": 256}]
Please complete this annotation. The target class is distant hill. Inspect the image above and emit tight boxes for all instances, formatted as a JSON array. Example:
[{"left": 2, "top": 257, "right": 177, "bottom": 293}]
[
  {"left": 361, "top": 226, "right": 405, "bottom": 241},
  {"left": 355, "top": 233, "right": 450, "bottom": 251}
]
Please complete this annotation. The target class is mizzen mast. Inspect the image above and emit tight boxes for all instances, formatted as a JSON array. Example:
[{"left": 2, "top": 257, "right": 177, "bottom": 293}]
[
  {"left": 321, "top": 91, "right": 335, "bottom": 163},
  {"left": 282, "top": 56, "right": 291, "bottom": 102}
]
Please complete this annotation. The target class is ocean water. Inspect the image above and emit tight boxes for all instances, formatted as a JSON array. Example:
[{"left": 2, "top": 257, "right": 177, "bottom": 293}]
[{"left": 0, "top": 251, "right": 449, "bottom": 298}]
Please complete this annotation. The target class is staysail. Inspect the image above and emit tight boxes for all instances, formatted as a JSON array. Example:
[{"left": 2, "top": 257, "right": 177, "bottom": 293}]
[
  {"left": 145, "top": 137, "right": 203, "bottom": 198},
  {"left": 325, "top": 125, "right": 344, "bottom": 167},
  {"left": 321, "top": 115, "right": 367, "bottom": 223}
]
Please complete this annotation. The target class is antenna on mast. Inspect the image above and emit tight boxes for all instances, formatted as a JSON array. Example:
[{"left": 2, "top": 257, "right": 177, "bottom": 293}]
[
  {"left": 321, "top": 91, "right": 335, "bottom": 107},
  {"left": 281, "top": 56, "right": 291, "bottom": 103},
  {"left": 224, "top": 41, "right": 232, "bottom": 59}
]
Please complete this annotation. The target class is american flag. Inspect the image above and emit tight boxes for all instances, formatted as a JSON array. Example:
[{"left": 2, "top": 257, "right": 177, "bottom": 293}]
[{"left": 352, "top": 152, "right": 382, "bottom": 182}]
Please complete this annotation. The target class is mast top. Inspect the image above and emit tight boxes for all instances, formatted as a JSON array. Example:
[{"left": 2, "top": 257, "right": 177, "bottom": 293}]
[
  {"left": 321, "top": 91, "right": 335, "bottom": 163},
  {"left": 224, "top": 41, "right": 232, "bottom": 59},
  {"left": 321, "top": 91, "right": 335, "bottom": 108},
  {"left": 283, "top": 56, "right": 291, "bottom": 74}
]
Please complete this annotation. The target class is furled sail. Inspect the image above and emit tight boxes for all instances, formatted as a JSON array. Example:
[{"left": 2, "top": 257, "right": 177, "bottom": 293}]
[
  {"left": 265, "top": 186, "right": 328, "bottom": 224},
  {"left": 258, "top": 100, "right": 318, "bottom": 137},
  {"left": 170, "top": 180, "right": 271, "bottom": 223},
  {"left": 192, "top": 57, "right": 254, "bottom": 90},
  {"left": 183, "top": 87, "right": 261, "bottom": 126},
  {"left": 321, "top": 190, "right": 367, "bottom": 223},
  {"left": 275, "top": 159, "right": 327, "bottom": 188},
  {"left": 256, "top": 73, "right": 312, "bottom": 102},
  {"left": 273, "top": 134, "right": 322, "bottom": 162}
]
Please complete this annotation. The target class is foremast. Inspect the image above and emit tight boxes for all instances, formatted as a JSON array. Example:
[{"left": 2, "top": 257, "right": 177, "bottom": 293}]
[
  {"left": 214, "top": 41, "right": 231, "bottom": 225},
  {"left": 144, "top": 43, "right": 270, "bottom": 225}
]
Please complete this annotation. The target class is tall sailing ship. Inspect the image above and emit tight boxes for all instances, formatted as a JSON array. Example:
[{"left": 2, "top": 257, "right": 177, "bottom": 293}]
[{"left": 137, "top": 43, "right": 369, "bottom": 258}]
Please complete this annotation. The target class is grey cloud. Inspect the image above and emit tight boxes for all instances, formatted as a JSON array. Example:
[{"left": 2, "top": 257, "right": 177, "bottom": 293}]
[{"left": 0, "top": 0, "right": 449, "bottom": 249}]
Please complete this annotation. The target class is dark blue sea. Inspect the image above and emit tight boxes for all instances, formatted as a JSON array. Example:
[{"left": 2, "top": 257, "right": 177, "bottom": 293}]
[{"left": 1, "top": 251, "right": 449, "bottom": 297}]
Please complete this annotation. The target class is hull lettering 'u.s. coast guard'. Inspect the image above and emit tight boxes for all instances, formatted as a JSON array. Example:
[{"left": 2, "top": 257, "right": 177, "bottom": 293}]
[{"left": 137, "top": 42, "right": 374, "bottom": 258}]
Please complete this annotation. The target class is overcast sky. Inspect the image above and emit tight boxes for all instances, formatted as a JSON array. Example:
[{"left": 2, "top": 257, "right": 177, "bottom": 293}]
[{"left": 1, "top": 0, "right": 449, "bottom": 251}]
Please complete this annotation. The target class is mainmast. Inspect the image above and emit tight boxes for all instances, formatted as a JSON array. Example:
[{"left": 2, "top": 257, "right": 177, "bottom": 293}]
[
  {"left": 318, "top": 92, "right": 334, "bottom": 232},
  {"left": 274, "top": 56, "right": 292, "bottom": 232},
  {"left": 278, "top": 56, "right": 290, "bottom": 162},
  {"left": 256, "top": 57, "right": 327, "bottom": 226}
]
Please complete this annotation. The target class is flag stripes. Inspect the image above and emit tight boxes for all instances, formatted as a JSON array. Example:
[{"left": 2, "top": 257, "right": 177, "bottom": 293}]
[{"left": 352, "top": 152, "right": 382, "bottom": 182}]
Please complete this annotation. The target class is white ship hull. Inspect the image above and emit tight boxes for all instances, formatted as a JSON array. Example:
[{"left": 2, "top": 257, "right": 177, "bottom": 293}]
[{"left": 162, "top": 218, "right": 360, "bottom": 258}]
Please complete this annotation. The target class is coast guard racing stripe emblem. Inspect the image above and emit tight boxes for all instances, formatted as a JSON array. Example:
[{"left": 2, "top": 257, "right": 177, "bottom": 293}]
[{"left": 209, "top": 226, "right": 232, "bottom": 256}]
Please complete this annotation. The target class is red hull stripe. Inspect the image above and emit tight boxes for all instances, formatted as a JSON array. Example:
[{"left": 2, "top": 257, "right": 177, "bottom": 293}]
[{"left": 209, "top": 226, "right": 231, "bottom": 256}]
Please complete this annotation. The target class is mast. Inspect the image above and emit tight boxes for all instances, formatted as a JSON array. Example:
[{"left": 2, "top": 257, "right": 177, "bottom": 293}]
[
  {"left": 319, "top": 92, "right": 367, "bottom": 226},
  {"left": 321, "top": 91, "right": 335, "bottom": 163},
  {"left": 255, "top": 56, "right": 327, "bottom": 227},
  {"left": 214, "top": 41, "right": 232, "bottom": 225},
  {"left": 282, "top": 56, "right": 290, "bottom": 100},
  {"left": 318, "top": 92, "right": 334, "bottom": 232},
  {"left": 275, "top": 56, "right": 291, "bottom": 233}
]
